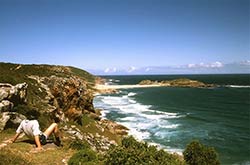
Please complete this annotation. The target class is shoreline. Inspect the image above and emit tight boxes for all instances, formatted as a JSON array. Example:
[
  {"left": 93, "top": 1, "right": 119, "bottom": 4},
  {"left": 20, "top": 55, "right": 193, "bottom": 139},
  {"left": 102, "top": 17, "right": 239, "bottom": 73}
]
[
  {"left": 96, "top": 84, "right": 162, "bottom": 90},
  {"left": 95, "top": 84, "right": 162, "bottom": 94},
  {"left": 93, "top": 85, "right": 184, "bottom": 157}
]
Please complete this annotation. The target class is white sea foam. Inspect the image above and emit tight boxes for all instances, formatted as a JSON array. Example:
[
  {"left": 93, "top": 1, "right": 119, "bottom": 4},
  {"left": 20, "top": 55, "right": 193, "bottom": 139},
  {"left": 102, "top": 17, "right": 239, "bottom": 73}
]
[
  {"left": 233, "top": 161, "right": 250, "bottom": 165},
  {"left": 167, "top": 148, "right": 184, "bottom": 156},
  {"left": 128, "top": 99, "right": 136, "bottom": 104},
  {"left": 128, "top": 92, "right": 137, "bottom": 97},
  {"left": 118, "top": 121, "right": 151, "bottom": 140},
  {"left": 225, "top": 85, "right": 250, "bottom": 88},
  {"left": 93, "top": 93, "right": 185, "bottom": 155},
  {"left": 159, "top": 124, "right": 180, "bottom": 129},
  {"left": 119, "top": 116, "right": 138, "bottom": 121}
]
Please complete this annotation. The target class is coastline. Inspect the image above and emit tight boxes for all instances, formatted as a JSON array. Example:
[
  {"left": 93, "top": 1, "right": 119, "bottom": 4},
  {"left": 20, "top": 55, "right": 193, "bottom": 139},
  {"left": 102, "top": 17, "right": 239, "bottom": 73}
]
[
  {"left": 94, "top": 84, "right": 163, "bottom": 95},
  {"left": 93, "top": 83, "right": 184, "bottom": 157},
  {"left": 94, "top": 75, "right": 250, "bottom": 164},
  {"left": 95, "top": 78, "right": 216, "bottom": 94},
  {"left": 96, "top": 84, "right": 162, "bottom": 90}
]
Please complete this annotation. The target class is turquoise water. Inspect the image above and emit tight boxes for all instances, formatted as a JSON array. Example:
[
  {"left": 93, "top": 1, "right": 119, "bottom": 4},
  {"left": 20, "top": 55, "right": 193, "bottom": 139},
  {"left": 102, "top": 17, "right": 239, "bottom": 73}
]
[{"left": 94, "top": 74, "right": 250, "bottom": 164}]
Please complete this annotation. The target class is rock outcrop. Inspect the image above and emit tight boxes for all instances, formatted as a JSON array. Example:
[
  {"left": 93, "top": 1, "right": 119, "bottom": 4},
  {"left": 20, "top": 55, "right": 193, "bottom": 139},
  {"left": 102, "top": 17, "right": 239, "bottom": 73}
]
[
  {"left": 0, "top": 83, "right": 28, "bottom": 108},
  {"left": 28, "top": 75, "right": 95, "bottom": 124},
  {"left": 0, "top": 63, "right": 128, "bottom": 153},
  {"left": 99, "top": 119, "right": 129, "bottom": 136},
  {"left": 0, "top": 112, "right": 26, "bottom": 131},
  {"left": 139, "top": 78, "right": 215, "bottom": 88},
  {"left": 0, "top": 83, "right": 28, "bottom": 130}
]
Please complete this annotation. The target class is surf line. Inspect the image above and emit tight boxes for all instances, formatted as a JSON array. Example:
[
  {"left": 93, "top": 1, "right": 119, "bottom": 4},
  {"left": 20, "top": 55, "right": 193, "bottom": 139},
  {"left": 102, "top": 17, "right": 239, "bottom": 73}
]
[{"left": 96, "top": 84, "right": 162, "bottom": 90}]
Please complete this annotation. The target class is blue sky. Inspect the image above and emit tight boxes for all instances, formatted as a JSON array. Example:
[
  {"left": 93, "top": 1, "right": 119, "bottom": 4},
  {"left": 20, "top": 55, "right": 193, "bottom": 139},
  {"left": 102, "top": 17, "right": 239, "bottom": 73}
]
[{"left": 0, "top": 0, "right": 249, "bottom": 75}]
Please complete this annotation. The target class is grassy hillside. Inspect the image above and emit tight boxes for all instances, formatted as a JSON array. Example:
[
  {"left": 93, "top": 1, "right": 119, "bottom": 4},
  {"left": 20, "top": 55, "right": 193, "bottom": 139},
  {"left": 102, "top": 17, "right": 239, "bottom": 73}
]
[{"left": 0, "top": 62, "right": 95, "bottom": 85}]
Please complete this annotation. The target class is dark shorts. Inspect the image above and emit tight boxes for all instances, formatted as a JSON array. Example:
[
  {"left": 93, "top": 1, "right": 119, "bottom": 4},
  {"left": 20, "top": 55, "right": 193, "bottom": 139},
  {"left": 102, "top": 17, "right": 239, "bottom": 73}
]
[{"left": 39, "top": 134, "right": 47, "bottom": 145}]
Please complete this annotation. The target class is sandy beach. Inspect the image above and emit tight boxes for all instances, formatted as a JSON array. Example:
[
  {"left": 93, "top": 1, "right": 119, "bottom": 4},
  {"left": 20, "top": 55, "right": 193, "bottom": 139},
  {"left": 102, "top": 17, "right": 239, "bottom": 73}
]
[
  {"left": 94, "top": 84, "right": 163, "bottom": 94},
  {"left": 95, "top": 84, "right": 162, "bottom": 90}
]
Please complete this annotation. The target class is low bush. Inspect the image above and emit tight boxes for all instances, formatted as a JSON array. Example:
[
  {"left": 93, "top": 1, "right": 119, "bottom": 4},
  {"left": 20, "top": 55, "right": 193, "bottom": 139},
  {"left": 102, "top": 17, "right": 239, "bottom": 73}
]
[
  {"left": 183, "top": 140, "right": 220, "bottom": 165},
  {"left": 69, "top": 139, "right": 90, "bottom": 150},
  {"left": 68, "top": 149, "right": 98, "bottom": 165},
  {"left": 104, "top": 136, "right": 184, "bottom": 165}
]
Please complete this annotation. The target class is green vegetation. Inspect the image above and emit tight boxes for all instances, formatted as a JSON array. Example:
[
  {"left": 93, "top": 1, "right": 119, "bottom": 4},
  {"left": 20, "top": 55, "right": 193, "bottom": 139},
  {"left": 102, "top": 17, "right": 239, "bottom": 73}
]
[
  {"left": 0, "top": 129, "right": 76, "bottom": 165},
  {"left": 0, "top": 62, "right": 95, "bottom": 85},
  {"left": 103, "top": 136, "right": 184, "bottom": 165},
  {"left": 183, "top": 140, "right": 220, "bottom": 165},
  {"left": 68, "top": 138, "right": 91, "bottom": 151},
  {"left": 0, "top": 148, "right": 31, "bottom": 165},
  {"left": 66, "top": 136, "right": 221, "bottom": 165},
  {"left": 68, "top": 66, "right": 95, "bottom": 85},
  {"left": 0, "top": 62, "right": 96, "bottom": 128},
  {"left": 139, "top": 78, "right": 214, "bottom": 88},
  {"left": 68, "top": 149, "right": 98, "bottom": 165}
]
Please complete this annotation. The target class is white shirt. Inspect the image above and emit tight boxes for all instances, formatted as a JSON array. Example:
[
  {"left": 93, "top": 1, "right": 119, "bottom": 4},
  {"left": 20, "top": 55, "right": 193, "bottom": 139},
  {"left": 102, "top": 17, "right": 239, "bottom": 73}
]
[{"left": 16, "top": 120, "right": 42, "bottom": 139}]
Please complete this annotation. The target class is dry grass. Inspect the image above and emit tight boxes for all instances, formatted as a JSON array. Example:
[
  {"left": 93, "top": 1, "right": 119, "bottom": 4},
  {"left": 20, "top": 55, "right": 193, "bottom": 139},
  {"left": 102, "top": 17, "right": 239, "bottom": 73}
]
[{"left": 0, "top": 131, "right": 76, "bottom": 165}]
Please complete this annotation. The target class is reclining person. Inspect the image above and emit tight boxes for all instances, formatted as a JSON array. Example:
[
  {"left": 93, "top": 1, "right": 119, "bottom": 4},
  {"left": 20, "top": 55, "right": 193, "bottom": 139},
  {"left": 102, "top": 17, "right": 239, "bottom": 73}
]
[{"left": 10, "top": 119, "right": 62, "bottom": 151}]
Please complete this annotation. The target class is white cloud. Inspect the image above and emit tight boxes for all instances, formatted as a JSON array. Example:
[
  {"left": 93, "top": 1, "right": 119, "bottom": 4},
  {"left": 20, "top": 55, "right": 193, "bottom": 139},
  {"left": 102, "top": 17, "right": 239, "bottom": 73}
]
[
  {"left": 145, "top": 67, "right": 151, "bottom": 72},
  {"left": 104, "top": 67, "right": 117, "bottom": 73},
  {"left": 210, "top": 61, "right": 223, "bottom": 68},
  {"left": 127, "top": 66, "right": 136, "bottom": 72},
  {"left": 90, "top": 61, "right": 249, "bottom": 75},
  {"left": 239, "top": 60, "right": 250, "bottom": 66},
  {"left": 187, "top": 61, "right": 224, "bottom": 69},
  {"left": 187, "top": 63, "right": 196, "bottom": 68}
]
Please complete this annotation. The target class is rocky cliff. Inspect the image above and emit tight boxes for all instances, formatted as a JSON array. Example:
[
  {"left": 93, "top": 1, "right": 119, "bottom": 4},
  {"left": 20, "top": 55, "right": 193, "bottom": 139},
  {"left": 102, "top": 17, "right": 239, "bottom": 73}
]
[{"left": 0, "top": 63, "right": 128, "bottom": 153}]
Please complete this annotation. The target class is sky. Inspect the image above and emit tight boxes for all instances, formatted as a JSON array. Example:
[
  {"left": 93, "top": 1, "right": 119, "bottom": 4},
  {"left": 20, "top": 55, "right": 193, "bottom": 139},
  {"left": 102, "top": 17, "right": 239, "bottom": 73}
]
[{"left": 0, "top": 0, "right": 249, "bottom": 75}]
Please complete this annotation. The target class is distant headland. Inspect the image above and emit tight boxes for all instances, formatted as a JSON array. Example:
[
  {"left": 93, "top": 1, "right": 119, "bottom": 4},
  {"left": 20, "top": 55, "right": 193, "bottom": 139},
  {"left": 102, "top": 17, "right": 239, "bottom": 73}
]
[{"left": 95, "top": 78, "right": 216, "bottom": 94}]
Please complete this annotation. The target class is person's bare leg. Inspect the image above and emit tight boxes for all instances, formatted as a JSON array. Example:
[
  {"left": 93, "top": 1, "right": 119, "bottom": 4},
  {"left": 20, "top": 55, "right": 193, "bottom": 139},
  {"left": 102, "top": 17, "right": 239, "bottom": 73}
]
[
  {"left": 43, "top": 123, "right": 60, "bottom": 137},
  {"left": 43, "top": 123, "right": 62, "bottom": 146}
]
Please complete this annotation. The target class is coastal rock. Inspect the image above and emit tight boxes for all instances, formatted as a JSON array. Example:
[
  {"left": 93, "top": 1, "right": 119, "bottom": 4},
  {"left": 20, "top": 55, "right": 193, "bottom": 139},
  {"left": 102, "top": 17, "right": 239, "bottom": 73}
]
[
  {"left": 63, "top": 125, "right": 117, "bottom": 152},
  {"left": 83, "top": 110, "right": 101, "bottom": 121},
  {"left": 0, "top": 83, "right": 28, "bottom": 104},
  {"left": 0, "top": 100, "right": 14, "bottom": 112},
  {"left": 95, "top": 88, "right": 118, "bottom": 95},
  {"left": 94, "top": 77, "right": 118, "bottom": 94},
  {"left": 28, "top": 75, "right": 95, "bottom": 123},
  {"left": 0, "top": 63, "right": 128, "bottom": 155},
  {"left": 139, "top": 78, "right": 215, "bottom": 88},
  {"left": 0, "top": 82, "right": 28, "bottom": 131},
  {"left": 0, "top": 112, "right": 26, "bottom": 131},
  {"left": 99, "top": 119, "right": 129, "bottom": 135}
]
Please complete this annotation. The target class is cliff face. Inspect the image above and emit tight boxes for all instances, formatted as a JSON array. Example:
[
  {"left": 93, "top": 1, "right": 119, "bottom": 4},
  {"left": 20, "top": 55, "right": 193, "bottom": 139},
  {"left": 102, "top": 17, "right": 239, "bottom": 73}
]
[
  {"left": 0, "top": 63, "right": 128, "bottom": 152},
  {"left": 0, "top": 83, "right": 27, "bottom": 131},
  {"left": 28, "top": 75, "right": 95, "bottom": 124},
  {"left": 0, "top": 63, "right": 96, "bottom": 124},
  {"left": 0, "top": 63, "right": 95, "bottom": 127}
]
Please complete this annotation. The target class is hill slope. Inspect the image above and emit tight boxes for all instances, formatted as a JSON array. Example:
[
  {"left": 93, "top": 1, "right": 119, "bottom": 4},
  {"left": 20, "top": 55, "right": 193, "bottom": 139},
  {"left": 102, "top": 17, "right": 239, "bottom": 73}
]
[{"left": 0, "top": 63, "right": 128, "bottom": 164}]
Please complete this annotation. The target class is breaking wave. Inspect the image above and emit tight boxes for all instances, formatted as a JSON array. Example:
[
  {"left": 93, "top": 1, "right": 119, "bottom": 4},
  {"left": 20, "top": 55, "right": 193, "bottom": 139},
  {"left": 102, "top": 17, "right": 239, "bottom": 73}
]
[
  {"left": 225, "top": 85, "right": 250, "bottom": 88},
  {"left": 93, "top": 91, "right": 186, "bottom": 152}
]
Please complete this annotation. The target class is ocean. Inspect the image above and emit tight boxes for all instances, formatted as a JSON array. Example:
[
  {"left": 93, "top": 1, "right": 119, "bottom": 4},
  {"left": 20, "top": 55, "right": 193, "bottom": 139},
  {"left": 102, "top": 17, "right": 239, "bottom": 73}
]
[{"left": 93, "top": 74, "right": 250, "bottom": 165}]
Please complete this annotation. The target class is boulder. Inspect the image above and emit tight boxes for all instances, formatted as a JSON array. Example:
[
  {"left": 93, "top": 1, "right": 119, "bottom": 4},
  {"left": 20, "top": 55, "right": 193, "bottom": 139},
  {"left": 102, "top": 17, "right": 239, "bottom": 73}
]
[
  {"left": 0, "top": 100, "right": 14, "bottom": 112},
  {"left": 0, "top": 112, "right": 26, "bottom": 131},
  {"left": 0, "top": 83, "right": 28, "bottom": 104},
  {"left": 99, "top": 119, "right": 129, "bottom": 135}
]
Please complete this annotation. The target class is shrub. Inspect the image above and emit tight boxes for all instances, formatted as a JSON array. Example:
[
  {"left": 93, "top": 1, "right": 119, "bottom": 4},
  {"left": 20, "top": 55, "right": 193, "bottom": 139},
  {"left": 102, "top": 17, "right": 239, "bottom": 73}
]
[
  {"left": 183, "top": 140, "right": 220, "bottom": 165},
  {"left": 69, "top": 139, "right": 90, "bottom": 150},
  {"left": 104, "top": 136, "right": 184, "bottom": 165},
  {"left": 68, "top": 149, "right": 98, "bottom": 165}
]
